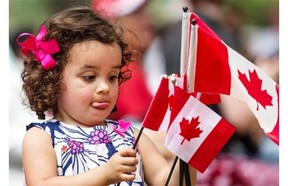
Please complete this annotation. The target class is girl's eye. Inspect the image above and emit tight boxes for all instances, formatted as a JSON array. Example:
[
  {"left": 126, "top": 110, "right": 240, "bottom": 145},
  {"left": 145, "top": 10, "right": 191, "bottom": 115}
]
[
  {"left": 109, "top": 75, "right": 119, "bottom": 81},
  {"left": 82, "top": 75, "right": 96, "bottom": 81}
]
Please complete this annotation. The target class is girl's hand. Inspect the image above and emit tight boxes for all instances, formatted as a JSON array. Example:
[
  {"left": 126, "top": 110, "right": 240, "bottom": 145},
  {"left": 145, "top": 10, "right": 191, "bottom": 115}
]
[{"left": 104, "top": 148, "right": 138, "bottom": 184}]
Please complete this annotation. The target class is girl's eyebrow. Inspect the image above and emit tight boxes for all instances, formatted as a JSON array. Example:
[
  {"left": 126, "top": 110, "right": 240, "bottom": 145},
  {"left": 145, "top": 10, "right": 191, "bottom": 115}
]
[
  {"left": 112, "top": 65, "right": 122, "bottom": 69},
  {"left": 79, "top": 64, "right": 122, "bottom": 70},
  {"left": 79, "top": 65, "right": 96, "bottom": 69}
]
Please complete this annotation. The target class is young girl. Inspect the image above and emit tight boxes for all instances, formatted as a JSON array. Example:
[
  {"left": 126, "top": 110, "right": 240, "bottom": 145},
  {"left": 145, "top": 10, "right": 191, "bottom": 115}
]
[{"left": 18, "top": 6, "right": 180, "bottom": 186}]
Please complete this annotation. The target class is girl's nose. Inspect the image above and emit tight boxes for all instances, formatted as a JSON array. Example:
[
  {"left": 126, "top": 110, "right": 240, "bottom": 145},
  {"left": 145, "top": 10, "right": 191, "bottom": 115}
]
[{"left": 96, "top": 79, "right": 109, "bottom": 94}]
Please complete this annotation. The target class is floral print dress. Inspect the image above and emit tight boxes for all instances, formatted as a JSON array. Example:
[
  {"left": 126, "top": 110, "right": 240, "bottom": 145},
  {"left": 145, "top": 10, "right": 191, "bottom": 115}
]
[{"left": 26, "top": 119, "right": 144, "bottom": 186}]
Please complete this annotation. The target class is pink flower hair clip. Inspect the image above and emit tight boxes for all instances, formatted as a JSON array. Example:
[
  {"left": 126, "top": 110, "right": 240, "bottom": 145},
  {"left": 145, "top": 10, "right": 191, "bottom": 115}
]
[
  {"left": 17, "top": 25, "right": 60, "bottom": 70},
  {"left": 113, "top": 119, "right": 132, "bottom": 137}
]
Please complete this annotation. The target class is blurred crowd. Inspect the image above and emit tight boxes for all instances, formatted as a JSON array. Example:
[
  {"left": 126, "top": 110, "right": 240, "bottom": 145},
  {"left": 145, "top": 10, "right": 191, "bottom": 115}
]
[{"left": 10, "top": 0, "right": 279, "bottom": 185}]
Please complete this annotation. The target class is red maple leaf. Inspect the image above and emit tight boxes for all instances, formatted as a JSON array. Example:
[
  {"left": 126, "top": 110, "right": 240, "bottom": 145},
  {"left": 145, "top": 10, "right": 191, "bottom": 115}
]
[
  {"left": 179, "top": 117, "right": 203, "bottom": 145},
  {"left": 238, "top": 69, "right": 273, "bottom": 110}
]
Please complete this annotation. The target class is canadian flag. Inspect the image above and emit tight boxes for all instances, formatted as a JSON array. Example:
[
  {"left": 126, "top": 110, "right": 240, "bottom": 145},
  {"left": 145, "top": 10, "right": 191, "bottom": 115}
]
[
  {"left": 186, "top": 13, "right": 279, "bottom": 145},
  {"left": 142, "top": 75, "right": 221, "bottom": 131},
  {"left": 164, "top": 86, "right": 236, "bottom": 173},
  {"left": 141, "top": 75, "right": 174, "bottom": 131}
]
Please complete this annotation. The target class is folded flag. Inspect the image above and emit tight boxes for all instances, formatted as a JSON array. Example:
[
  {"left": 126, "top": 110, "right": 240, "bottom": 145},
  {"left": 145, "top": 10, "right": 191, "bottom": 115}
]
[
  {"left": 164, "top": 86, "right": 236, "bottom": 173},
  {"left": 141, "top": 75, "right": 174, "bottom": 131}
]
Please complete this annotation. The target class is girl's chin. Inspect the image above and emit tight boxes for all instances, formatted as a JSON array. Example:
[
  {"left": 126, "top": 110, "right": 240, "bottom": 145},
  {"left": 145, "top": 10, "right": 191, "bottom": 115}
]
[{"left": 86, "top": 114, "right": 111, "bottom": 124}]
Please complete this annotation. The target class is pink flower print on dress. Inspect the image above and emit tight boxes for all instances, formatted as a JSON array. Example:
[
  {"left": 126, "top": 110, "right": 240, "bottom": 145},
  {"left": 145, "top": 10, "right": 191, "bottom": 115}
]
[
  {"left": 113, "top": 119, "right": 132, "bottom": 137},
  {"left": 68, "top": 139, "right": 84, "bottom": 154},
  {"left": 88, "top": 129, "right": 111, "bottom": 144}
]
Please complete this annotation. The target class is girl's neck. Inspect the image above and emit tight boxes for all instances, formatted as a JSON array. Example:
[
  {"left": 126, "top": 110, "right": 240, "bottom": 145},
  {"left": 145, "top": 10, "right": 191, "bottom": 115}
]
[{"left": 53, "top": 116, "right": 107, "bottom": 128}]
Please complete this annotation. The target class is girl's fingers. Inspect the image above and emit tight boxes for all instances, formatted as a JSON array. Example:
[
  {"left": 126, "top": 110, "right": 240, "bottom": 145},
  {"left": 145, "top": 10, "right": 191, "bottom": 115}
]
[
  {"left": 119, "top": 148, "right": 136, "bottom": 157},
  {"left": 120, "top": 164, "right": 137, "bottom": 173},
  {"left": 120, "top": 172, "right": 136, "bottom": 182},
  {"left": 121, "top": 156, "right": 138, "bottom": 166}
]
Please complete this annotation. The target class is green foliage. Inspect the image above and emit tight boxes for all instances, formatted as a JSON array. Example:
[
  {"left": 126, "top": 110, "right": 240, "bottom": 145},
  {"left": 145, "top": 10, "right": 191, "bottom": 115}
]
[
  {"left": 9, "top": 0, "right": 91, "bottom": 34},
  {"left": 224, "top": 0, "right": 278, "bottom": 26},
  {"left": 9, "top": 0, "right": 52, "bottom": 32}
]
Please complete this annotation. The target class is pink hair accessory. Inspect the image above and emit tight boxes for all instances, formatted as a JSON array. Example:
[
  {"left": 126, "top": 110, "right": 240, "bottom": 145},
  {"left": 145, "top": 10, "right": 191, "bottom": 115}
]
[
  {"left": 113, "top": 119, "right": 132, "bottom": 137},
  {"left": 17, "top": 25, "right": 60, "bottom": 70}
]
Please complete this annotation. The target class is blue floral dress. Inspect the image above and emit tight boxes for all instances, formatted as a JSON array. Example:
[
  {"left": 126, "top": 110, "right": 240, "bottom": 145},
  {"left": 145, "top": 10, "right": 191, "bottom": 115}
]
[{"left": 26, "top": 119, "right": 144, "bottom": 186}]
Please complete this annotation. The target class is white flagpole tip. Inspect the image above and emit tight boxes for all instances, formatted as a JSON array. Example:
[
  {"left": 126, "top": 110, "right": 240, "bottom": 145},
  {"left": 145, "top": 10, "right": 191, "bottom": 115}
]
[
  {"left": 169, "top": 74, "right": 177, "bottom": 84},
  {"left": 162, "top": 74, "right": 168, "bottom": 78}
]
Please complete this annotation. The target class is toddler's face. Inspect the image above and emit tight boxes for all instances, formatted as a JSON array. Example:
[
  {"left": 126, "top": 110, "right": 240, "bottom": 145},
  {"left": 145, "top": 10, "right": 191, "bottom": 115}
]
[{"left": 55, "top": 40, "right": 122, "bottom": 127}]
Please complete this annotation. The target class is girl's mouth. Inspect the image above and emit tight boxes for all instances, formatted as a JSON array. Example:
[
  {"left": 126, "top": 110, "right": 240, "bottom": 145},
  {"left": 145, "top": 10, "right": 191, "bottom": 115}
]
[{"left": 91, "top": 102, "right": 109, "bottom": 110}]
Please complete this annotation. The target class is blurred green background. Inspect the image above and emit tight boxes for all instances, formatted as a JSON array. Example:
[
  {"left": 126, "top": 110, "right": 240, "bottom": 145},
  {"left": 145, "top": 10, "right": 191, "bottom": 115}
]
[{"left": 10, "top": 0, "right": 278, "bottom": 34}]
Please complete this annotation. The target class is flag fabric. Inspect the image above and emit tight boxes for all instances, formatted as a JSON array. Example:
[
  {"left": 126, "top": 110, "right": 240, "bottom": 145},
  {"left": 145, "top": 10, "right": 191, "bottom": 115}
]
[
  {"left": 180, "top": 11, "right": 222, "bottom": 77},
  {"left": 142, "top": 75, "right": 221, "bottom": 132},
  {"left": 187, "top": 13, "right": 279, "bottom": 145},
  {"left": 141, "top": 75, "right": 174, "bottom": 131},
  {"left": 164, "top": 86, "right": 236, "bottom": 173}
]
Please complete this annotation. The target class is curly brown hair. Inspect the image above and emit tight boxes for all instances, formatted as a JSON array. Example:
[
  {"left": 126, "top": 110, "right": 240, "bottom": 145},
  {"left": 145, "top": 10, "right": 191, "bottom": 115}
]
[{"left": 21, "top": 6, "right": 133, "bottom": 119}]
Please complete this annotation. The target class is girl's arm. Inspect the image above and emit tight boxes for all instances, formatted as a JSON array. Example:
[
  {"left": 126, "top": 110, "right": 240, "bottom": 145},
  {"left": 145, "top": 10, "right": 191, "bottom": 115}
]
[
  {"left": 22, "top": 127, "right": 138, "bottom": 186},
  {"left": 140, "top": 129, "right": 197, "bottom": 186}
]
